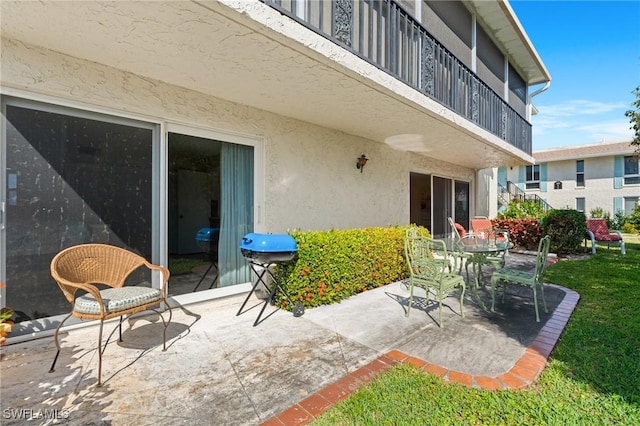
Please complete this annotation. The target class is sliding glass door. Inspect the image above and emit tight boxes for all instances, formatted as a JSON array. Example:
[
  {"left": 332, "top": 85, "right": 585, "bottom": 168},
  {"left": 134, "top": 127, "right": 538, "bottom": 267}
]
[
  {"left": 1, "top": 98, "right": 157, "bottom": 335},
  {"left": 1, "top": 98, "right": 261, "bottom": 337},
  {"left": 409, "top": 172, "right": 470, "bottom": 237}
]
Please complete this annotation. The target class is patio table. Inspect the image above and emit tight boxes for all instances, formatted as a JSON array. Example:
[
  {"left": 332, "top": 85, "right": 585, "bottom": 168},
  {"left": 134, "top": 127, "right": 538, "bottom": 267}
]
[{"left": 438, "top": 237, "right": 512, "bottom": 310}]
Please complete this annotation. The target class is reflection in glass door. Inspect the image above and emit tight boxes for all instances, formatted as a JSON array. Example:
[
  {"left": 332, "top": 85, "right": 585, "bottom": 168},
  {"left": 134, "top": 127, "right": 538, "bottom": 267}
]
[
  {"left": 1, "top": 98, "right": 156, "bottom": 336},
  {"left": 455, "top": 181, "right": 470, "bottom": 230},
  {"left": 410, "top": 172, "right": 431, "bottom": 229},
  {"left": 167, "top": 133, "right": 253, "bottom": 296},
  {"left": 432, "top": 176, "right": 452, "bottom": 238}
]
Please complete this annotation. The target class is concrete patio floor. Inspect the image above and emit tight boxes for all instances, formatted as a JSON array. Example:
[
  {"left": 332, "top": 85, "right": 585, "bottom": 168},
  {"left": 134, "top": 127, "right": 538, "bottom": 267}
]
[{"left": 0, "top": 252, "right": 579, "bottom": 425}]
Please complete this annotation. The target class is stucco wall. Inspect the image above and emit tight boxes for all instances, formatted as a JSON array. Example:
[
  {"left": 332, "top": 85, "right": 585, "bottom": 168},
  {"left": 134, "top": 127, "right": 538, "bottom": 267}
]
[{"left": 2, "top": 38, "right": 475, "bottom": 233}]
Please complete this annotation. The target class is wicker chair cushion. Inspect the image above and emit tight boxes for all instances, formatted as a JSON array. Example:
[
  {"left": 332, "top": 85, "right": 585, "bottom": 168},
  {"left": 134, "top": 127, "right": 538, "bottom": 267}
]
[{"left": 75, "top": 287, "right": 162, "bottom": 315}]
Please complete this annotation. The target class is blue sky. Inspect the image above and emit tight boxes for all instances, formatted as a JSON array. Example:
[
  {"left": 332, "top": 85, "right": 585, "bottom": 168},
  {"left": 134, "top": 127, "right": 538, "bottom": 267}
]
[{"left": 510, "top": 0, "right": 640, "bottom": 151}]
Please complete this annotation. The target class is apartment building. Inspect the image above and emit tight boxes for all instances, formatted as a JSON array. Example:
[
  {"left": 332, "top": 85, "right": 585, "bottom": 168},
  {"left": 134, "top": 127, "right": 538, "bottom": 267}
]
[
  {"left": 1, "top": 0, "right": 550, "bottom": 337},
  {"left": 499, "top": 140, "right": 639, "bottom": 215}
]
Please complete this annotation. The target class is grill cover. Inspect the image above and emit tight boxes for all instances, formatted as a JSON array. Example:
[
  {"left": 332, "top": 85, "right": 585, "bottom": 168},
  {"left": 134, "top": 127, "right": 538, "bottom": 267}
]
[{"left": 240, "top": 233, "right": 297, "bottom": 263}]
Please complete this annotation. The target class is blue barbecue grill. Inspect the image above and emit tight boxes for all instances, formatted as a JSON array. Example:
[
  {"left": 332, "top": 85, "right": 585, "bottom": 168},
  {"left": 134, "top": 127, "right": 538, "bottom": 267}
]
[
  {"left": 193, "top": 227, "right": 220, "bottom": 292},
  {"left": 237, "top": 233, "right": 304, "bottom": 326}
]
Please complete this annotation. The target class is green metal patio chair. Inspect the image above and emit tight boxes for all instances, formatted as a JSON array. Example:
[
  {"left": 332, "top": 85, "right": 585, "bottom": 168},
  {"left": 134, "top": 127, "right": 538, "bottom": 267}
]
[
  {"left": 484, "top": 228, "right": 511, "bottom": 269},
  {"left": 447, "top": 217, "right": 476, "bottom": 274},
  {"left": 404, "top": 235, "right": 465, "bottom": 327},
  {"left": 490, "top": 235, "right": 551, "bottom": 322}
]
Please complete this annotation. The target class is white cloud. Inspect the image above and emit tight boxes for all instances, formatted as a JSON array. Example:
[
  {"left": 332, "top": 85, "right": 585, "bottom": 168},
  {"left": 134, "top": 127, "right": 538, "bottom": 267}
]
[
  {"left": 532, "top": 117, "right": 633, "bottom": 149},
  {"left": 531, "top": 100, "right": 633, "bottom": 149},
  {"left": 575, "top": 119, "right": 634, "bottom": 142},
  {"left": 537, "top": 100, "right": 627, "bottom": 117},
  {"left": 531, "top": 99, "right": 631, "bottom": 140}
]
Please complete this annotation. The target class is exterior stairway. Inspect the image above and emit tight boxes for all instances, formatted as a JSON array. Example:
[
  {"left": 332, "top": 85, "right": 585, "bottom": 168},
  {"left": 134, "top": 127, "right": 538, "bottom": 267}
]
[{"left": 498, "top": 181, "right": 553, "bottom": 213}]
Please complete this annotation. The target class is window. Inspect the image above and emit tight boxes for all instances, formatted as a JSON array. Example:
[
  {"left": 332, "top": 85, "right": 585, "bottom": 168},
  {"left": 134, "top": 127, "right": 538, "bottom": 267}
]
[
  {"left": 576, "top": 160, "right": 585, "bottom": 187},
  {"left": 509, "top": 64, "right": 527, "bottom": 103},
  {"left": 624, "top": 197, "right": 639, "bottom": 214},
  {"left": 576, "top": 197, "right": 585, "bottom": 213},
  {"left": 526, "top": 165, "right": 540, "bottom": 189},
  {"left": 624, "top": 156, "right": 640, "bottom": 185},
  {"left": 4, "top": 99, "right": 156, "bottom": 326}
]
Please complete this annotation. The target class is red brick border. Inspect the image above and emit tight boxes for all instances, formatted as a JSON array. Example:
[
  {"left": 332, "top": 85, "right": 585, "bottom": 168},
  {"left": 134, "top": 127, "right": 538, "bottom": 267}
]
[{"left": 261, "top": 285, "right": 579, "bottom": 425}]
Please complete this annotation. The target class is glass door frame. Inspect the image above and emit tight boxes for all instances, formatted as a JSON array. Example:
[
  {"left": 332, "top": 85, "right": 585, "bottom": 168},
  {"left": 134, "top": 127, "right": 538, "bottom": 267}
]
[
  {"left": 162, "top": 122, "right": 264, "bottom": 305},
  {"left": 408, "top": 170, "right": 472, "bottom": 238},
  {"left": 0, "top": 92, "right": 163, "bottom": 339},
  {"left": 0, "top": 89, "right": 265, "bottom": 340}
]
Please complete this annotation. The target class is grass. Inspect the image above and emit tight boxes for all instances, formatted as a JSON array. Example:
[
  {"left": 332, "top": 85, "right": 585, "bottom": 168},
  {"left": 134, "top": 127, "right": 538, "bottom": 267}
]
[
  {"left": 313, "top": 241, "right": 640, "bottom": 425},
  {"left": 168, "top": 256, "right": 208, "bottom": 275}
]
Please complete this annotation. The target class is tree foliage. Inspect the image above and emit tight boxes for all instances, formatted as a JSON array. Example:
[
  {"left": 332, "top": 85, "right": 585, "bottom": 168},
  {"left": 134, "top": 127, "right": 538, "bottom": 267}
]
[{"left": 624, "top": 86, "right": 640, "bottom": 152}]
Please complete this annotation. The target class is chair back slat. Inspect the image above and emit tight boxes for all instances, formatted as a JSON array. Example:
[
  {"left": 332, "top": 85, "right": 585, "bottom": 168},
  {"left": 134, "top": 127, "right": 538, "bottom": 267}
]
[
  {"left": 51, "top": 244, "right": 148, "bottom": 302},
  {"left": 533, "top": 235, "right": 551, "bottom": 283},
  {"left": 403, "top": 229, "right": 465, "bottom": 326},
  {"left": 405, "top": 236, "right": 454, "bottom": 280}
]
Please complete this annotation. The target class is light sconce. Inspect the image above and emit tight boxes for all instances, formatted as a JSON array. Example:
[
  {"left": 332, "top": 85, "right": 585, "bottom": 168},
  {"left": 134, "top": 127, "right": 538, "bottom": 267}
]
[{"left": 356, "top": 154, "right": 369, "bottom": 173}]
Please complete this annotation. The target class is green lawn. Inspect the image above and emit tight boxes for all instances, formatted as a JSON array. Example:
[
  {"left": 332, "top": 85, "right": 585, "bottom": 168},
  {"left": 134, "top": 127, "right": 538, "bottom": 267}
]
[
  {"left": 168, "top": 256, "right": 209, "bottom": 275},
  {"left": 313, "top": 241, "right": 640, "bottom": 425}
]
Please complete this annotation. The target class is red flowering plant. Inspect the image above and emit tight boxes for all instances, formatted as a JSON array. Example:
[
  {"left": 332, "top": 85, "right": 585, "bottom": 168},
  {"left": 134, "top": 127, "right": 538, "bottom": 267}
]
[{"left": 493, "top": 218, "right": 543, "bottom": 250}]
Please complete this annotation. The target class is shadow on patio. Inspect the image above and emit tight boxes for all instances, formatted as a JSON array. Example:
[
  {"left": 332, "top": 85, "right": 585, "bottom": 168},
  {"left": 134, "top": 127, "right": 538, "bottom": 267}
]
[{"left": 0, "top": 252, "right": 578, "bottom": 425}]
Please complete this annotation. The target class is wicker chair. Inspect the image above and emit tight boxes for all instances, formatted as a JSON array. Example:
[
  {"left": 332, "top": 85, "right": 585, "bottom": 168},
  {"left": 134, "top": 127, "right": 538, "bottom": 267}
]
[{"left": 49, "top": 244, "right": 172, "bottom": 386}]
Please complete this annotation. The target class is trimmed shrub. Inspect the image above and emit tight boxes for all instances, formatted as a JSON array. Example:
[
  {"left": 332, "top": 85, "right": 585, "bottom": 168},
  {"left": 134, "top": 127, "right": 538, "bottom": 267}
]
[
  {"left": 542, "top": 209, "right": 587, "bottom": 255},
  {"left": 621, "top": 222, "right": 639, "bottom": 234},
  {"left": 275, "top": 226, "right": 414, "bottom": 309},
  {"left": 627, "top": 203, "right": 640, "bottom": 231},
  {"left": 492, "top": 218, "right": 543, "bottom": 250}
]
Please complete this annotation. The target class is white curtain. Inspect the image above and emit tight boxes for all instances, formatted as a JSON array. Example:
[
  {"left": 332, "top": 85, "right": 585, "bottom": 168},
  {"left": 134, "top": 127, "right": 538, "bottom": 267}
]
[{"left": 218, "top": 143, "right": 253, "bottom": 286}]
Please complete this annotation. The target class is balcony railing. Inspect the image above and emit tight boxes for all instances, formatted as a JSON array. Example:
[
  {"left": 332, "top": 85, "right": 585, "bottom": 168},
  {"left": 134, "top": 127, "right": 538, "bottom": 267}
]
[{"left": 262, "top": 0, "right": 532, "bottom": 155}]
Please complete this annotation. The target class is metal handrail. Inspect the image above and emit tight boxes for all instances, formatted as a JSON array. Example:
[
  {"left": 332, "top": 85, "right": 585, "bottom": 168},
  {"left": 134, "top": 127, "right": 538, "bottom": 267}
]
[
  {"left": 502, "top": 181, "right": 553, "bottom": 212},
  {"left": 262, "top": 0, "right": 532, "bottom": 155}
]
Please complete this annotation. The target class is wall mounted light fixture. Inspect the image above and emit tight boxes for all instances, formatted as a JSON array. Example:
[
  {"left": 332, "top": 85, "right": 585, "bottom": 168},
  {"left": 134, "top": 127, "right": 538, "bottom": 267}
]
[{"left": 356, "top": 154, "right": 368, "bottom": 173}]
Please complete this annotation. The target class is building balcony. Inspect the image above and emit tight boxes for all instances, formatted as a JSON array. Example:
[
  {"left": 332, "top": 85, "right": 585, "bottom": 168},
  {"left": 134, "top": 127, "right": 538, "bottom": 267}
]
[
  {"left": 263, "top": 0, "right": 532, "bottom": 156},
  {"left": 1, "top": 0, "right": 547, "bottom": 168}
]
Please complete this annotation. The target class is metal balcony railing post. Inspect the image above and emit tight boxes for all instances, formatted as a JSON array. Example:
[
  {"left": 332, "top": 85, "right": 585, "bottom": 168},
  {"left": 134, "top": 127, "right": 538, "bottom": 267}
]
[{"left": 261, "top": 0, "right": 532, "bottom": 154}]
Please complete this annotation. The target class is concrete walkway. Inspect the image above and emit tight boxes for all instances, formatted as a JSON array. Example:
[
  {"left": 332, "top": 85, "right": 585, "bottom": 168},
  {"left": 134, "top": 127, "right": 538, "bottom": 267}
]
[{"left": 0, "top": 253, "right": 579, "bottom": 425}]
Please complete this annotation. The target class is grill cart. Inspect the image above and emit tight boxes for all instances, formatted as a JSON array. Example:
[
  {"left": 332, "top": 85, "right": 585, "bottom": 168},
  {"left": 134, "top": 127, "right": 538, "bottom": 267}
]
[{"left": 237, "top": 233, "right": 304, "bottom": 326}]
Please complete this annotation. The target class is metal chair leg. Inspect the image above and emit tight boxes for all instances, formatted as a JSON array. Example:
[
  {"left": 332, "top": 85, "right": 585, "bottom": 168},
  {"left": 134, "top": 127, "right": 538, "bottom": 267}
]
[
  {"left": 161, "top": 299, "right": 172, "bottom": 351},
  {"left": 97, "top": 319, "right": 105, "bottom": 387},
  {"left": 49, "top": 312, "right": 73, "bottom": 373}
]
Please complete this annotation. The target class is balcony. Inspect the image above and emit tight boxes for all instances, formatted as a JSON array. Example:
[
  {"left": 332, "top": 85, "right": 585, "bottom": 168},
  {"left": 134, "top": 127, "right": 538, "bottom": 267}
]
[
  {"left": 264, "top": 0, "right": 532, "bottom": 155},
  {"left": 1, "top": 0, "right": 541, "bottom": 168}
]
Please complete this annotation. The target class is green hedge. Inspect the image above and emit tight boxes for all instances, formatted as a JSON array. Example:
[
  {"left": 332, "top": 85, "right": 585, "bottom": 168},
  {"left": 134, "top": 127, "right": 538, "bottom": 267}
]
[
  {"left": 276, "top": 226, "right": 416, "bottom": 309},
  {"left": 542, "top": 209, "right": 587, "bottom": 255}
]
